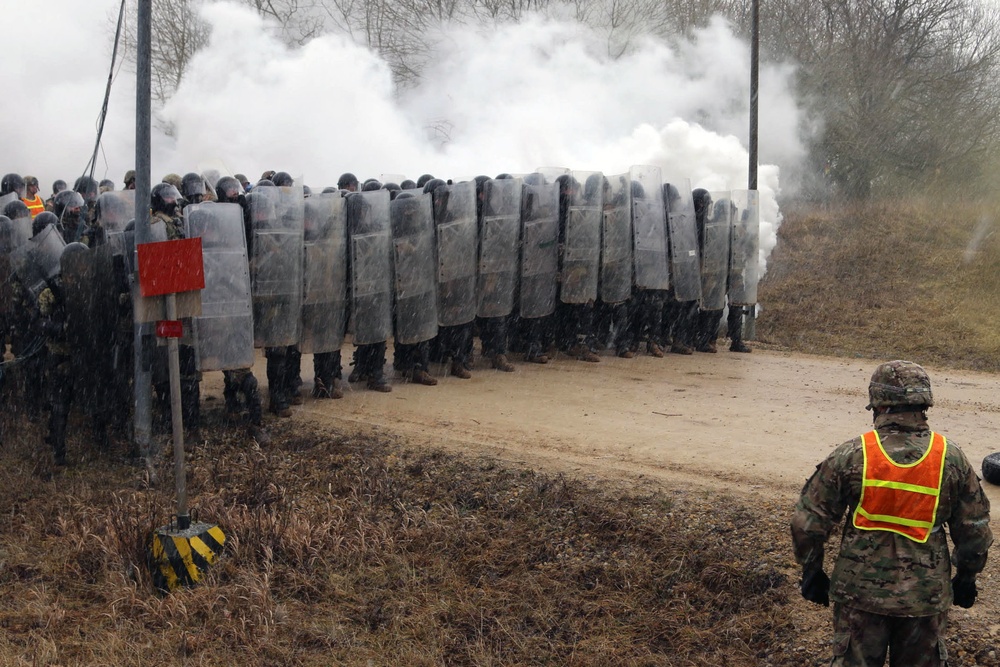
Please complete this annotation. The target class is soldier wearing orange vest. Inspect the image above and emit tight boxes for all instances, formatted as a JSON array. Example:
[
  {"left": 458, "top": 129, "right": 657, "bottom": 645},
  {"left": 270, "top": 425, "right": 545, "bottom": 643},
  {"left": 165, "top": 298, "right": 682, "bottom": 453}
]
[
  {"left": 21, "top": 176, "right": 45, "bottom": 218},
  {"left": 792, "top": 360, "right": 992, "bottom": 666}
]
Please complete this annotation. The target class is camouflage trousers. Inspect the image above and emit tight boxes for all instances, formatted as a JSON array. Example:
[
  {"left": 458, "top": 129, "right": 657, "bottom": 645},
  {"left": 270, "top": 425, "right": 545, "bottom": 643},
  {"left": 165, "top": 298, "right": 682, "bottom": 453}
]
[{"left": 830, "top": 603, "right": 948, "bottom": 666}]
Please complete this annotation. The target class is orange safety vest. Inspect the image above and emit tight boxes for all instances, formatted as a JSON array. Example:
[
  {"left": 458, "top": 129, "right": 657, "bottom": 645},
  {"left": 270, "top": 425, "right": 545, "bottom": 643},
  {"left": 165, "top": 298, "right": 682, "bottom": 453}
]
[
  {"left": 852, "top": 430, "right": 946, "bottom": 543},
  {"left": 22, "top": 195, "right": 45, "bottom": 218}
]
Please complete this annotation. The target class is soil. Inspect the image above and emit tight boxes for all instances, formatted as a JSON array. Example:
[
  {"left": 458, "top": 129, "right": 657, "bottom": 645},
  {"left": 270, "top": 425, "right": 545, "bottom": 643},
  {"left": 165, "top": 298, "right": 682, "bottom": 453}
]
[{"left": 222, "top": 344, "right": 1000, "bottom": 509}]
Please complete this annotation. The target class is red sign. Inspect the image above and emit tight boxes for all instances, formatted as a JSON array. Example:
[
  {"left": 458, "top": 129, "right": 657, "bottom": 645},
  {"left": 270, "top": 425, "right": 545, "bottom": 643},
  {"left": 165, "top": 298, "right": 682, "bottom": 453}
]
[
  {"left": 156, "top": 320, "right": 184, "bottom": 338},
  {"left": 137, "top": 237, "right": 205, "bottom": 297}
]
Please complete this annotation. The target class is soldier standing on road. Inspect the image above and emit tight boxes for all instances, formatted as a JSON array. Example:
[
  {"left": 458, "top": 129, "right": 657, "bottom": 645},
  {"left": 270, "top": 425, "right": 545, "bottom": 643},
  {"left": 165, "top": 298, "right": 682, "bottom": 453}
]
[{"left": 791, "top": 360, "right": 992, "bottom": 666}]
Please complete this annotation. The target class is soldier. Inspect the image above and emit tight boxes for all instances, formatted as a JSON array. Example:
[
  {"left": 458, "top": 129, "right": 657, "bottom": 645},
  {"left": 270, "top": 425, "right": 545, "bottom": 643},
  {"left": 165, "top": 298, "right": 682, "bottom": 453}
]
[
  {"left": 123, "top": 170, "right": 136, "bottom": 191},
  {"left": 792, "top": 360, "right": 992, "bottom": 666},
  {"left": 691, "top": 189, "right": 728, "bottom": 353},
  {"left": 149, "top": 183, "right": 202, "bottom": 438},
  {"left": 475, "top": 175, "right": 521, "bottom": 372},
  {"left": 514, "top": 173, "right": 560, "bottom": 364},
  {"left": 45, "top": 180, "right": 67, "bottom": 211},
  {"left": 180, "top": 172, "right": 207, "bottom": 207},
  {"left": 660, "top": 181, "right": 701, "bottom": 355},
  {"left": 73, "top": 176, "right": 101, "bottom": 225},
  {"left": 555, "top": 173, "right": 602, "bottom": 362},
  {"left": 52, "top": 190, "right": 89, "bottom": 245}
]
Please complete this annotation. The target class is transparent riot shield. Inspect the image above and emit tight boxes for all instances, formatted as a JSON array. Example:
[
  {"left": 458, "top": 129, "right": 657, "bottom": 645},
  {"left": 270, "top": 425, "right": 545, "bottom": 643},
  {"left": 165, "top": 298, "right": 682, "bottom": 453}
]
[
  {"left": 96, "top": 190, "right": 136, "bottom": 234},
  {"left": 11, "top": 223, "right": 66, "bottom": 300},
  {"left": 391, "top": 192, "right": 438, "bottom": 345},
  {"left": 520, "top": 181, "right": 560, "bottom": 319},
  {"left": 560, "top": 171, "right": 602, "bottom": 305},
  {"left": 250, "top": 185, "right": 304, "bottom": 348},
  {"left": 434, "top": 181, "right": 478, "bottom": 327},
  {"left": 477, "top": 178, "right": 521, "bottom": 318},
  {"left": 0, "top": 217, "right": 17, "bottom": 318},
  {"left": 600, "top": 173, "right": 633, "bottom": 304},
  {"left": 60, "top": 241, "right": 116, "bottom": 356},
  {"left": 630, "top": 166, "right": 669, "bottom": 292},
  {"left": 300, "top": 193, "right": 348, "bottom": 355},
  {"left": 729, "top": 190, "right": 760, "bottom": 307},
  {"left": 185, "top": 202, "right": 255, "bottom": 371},
  {"left": 664, "top": 178, "right": 702, "bottom": 302},
  {"left": 348, "top": 190, "right": 393, "bottom": 345},
  {"left": 701, "top": 191, "right": 732, "bottom": 311},
  {"left": 0, "top": 192, "right": 17, "bottom": 212}
]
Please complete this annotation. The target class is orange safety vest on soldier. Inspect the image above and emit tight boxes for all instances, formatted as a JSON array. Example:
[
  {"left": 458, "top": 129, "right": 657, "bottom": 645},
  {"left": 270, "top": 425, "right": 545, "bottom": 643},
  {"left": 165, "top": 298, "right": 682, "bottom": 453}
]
[
  {"left": 852, "top": 430, "right": 946, "bottom": 543},
  {"left": 22, "top": 195, "right": 45, "bottom": 218}
]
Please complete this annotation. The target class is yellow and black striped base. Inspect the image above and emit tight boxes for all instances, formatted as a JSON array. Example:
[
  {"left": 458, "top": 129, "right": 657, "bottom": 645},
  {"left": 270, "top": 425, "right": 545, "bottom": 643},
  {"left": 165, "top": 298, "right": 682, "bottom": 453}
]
[{"left": 150, "top": 522, "right": 226, "bottom": 592}]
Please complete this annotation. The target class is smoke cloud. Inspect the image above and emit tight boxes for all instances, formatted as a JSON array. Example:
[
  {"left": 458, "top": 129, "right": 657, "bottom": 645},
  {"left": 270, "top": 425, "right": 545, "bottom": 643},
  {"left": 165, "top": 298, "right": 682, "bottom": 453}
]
[{"left": 4, "top": 0, "right": 804, "bottom": 270}]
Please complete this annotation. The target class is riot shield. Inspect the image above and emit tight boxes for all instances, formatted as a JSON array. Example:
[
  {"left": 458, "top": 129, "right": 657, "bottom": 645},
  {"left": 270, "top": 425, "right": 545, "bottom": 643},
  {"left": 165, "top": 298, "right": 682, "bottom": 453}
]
[
  {"left": 391, "top": 192, "right": 438, "bottom": 345},
  {"left": 60, "top": 241, "right": 117, "bottom": 357},
  {"left": 300, "top": 193, "right": 348, "bottom": 354},
  {"left": 96, "top": 190, "right": 135, "bottom": 234},
  {"left": 664, "top": 178, "right": 702, "bottom": 302},
  {"left": 185, "top": 202, "right": 255, "bottom": 371},
  {"left": 560, "top": 171, "right": 602, "bottom": 305},
  {"left": 477, "top": 178, "right": 521, "bottom": 318},
  {"left": 348, "top": 189, "right": 393, "bottom": 345},
  {"left": 250, "top": 185, "right": 304, "bottom": 347},
  {"left": 728, "top": 190, "right": 760, "bottom": 306},
  {"left": 701, "top": 191, "right": 732, "bottom": 311},
  {"left": 11, "top": 223, "right": 66, "bottom": 299},
  {"left": 434, "top": 181, "right": 478, "bottom": 327},
  {"left": 600, "top": 173, "right": 633, "bottom": 304},
  {"left": 0, "top": 217, "right": 18, "bottom": 317},
  {"left": 520, "top": 181, "right": 559, "bottom": 319},
  {"left": 630, "top": 166, "right": 670, "bottom": 291},
  {"left": 0, "top": 192, "right": 17, "bottom": 212}
]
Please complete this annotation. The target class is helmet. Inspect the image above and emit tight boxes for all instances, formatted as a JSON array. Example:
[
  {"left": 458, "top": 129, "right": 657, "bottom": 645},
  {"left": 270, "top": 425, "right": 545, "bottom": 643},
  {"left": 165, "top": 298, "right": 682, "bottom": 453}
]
[
  {"left": 422, "top": 178, "right": 446, "bottom": 194},
  {"left": 3, "top": 200, "right": 29, "bottom": 220},
  {"left": 256, "top": 179, "right": 275, "bottom": 188},
  {"left": 162, "top": 173, "right": 183, "bottom": 190},
  {"left": 337, "top": 172, "right": 359, "bottom": 191},
  {"left": 867, "top": 360, "right": 933, "bottom": 410},
  {"left": 53, "top": 190, "right": 85, "bottom": 221},
  {"left": 33, "top": 211, "right": 59, "bottom": 237},
  {"left": 52, "top": 179, "right": 67, "bottom": 195},
  {"left": 382, "top": 182, "right": 401, "bottom": 200},
  {"left": 361, "top": 179, "right": 382, "bottom": 192},
  {"left": 24, "top": 175, "right": 39, "bottom": 189},
  {"left": 400, "top": 179, "right": 417, "bottom": 190},
  {"left": 234, "top": 173, "right": 249, "bottom": 188},
  {"left": 523, "top": 172, "right": 545, "bottom": 186},
  {"left": 1, "top": 173, "right": 25, "bottom": 199},
  {"left": 151, "top": 182, "right": 182, "bottom": 216},
  {"left": 181, "top": 172, "right": 206, "bottom": 200},
  {"left": 99, "top": 179, "right": 115, "bottom": 193},
  {"left": 215, "top": 176, "right": 242, "bottom": 203},
  {"left": 123, "top": 170, "right": 136, "bottom": 188},
  {"left": 272, "top": 171, "right": 294, "bottom": 187},
  {"left": 416, "top": 174, "right": 435, "bottom": 188},
  {"left": 74, "top": 176, "right": 100, "bottom": 204}
]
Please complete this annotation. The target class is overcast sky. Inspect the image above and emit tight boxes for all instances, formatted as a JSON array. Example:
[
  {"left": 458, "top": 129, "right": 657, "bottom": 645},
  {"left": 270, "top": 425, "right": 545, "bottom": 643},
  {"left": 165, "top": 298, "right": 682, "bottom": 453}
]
[{"left": 2, "top": 0, "right": 805, "bottom": 266}]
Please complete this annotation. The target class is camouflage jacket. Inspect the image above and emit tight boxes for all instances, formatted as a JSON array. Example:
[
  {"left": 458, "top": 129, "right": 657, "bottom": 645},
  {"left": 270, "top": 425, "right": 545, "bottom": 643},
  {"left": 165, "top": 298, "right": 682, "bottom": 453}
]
[
  {"left": 37, "top": 282, "right": 70, "bottom": 357},
  {"left": 151, "top": 210, "right": 185, "bottom": 240},
  {"left": 791, "top": 411, "right": 993, "bottom": 616}
]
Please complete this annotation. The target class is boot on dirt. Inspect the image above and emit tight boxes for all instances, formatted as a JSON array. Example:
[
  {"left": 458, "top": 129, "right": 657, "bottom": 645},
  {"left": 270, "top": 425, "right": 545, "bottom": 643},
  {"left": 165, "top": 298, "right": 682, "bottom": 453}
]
[
  {"left": 617, "top": 349, "right": 635, "bottom": 359},
  {"left": 524, "top": 353, "right": 549, "bottom": 364},
  {"left": 569, "top": 344, "right": 601, "bottom": 363},
  {"left": 730, "top": 341, "right": 752, "bottom": 353},
  {"left": 410, "top": 369, "right": 438, "bottom": 386},
  {"left": 249, "top": 424, "right": 271, "bottom": 445},
  {"left": 491, "top": 354, "right": 515, "bottom": 372},
  {"left": 450, "top": 360, "right": 472, "bottom": 379},
  {"left": 312, "top": 377, "right": 344, "bottom": 399},
  {"left": 647, "top": 342, "right": 665, "bottom": 358},
  {"left": 670, "top": 342, "right": 693, "bottom": 355},
  {"left": 367, "top": 376, "right": 393, "bottom": 392},
  {"left": 696, "top": 342, "right": 717, "bottom": 354}
]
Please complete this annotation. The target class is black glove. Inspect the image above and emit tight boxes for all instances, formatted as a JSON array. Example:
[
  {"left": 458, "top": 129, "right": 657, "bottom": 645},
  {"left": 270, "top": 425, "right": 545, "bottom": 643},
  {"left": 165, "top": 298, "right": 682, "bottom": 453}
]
[
  {"left": 952, "top": 572, "right": 977, "bottom": 608},
  {"left": 801, "top": 568, "right": 830, "bottom": 607}
]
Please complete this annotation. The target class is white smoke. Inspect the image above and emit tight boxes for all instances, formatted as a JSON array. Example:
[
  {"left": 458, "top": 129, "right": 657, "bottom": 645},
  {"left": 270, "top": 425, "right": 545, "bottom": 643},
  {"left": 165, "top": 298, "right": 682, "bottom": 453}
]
[{"left": 4, "top": 0, "right": 802, "bottom": 271}]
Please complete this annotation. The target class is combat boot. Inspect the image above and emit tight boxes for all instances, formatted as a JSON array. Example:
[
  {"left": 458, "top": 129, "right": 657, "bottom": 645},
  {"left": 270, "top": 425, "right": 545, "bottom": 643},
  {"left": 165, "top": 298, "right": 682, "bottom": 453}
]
[
  {"left": 617, "top": 349, "right": 635, "bottom": 359},
  {"left": 410, "top": 369, "right": 438, "bottom": 386},
  {"left": 367, "top": 376, "right": 393, "bottom": 392},
  {"left": 312, "top": 377, "right": 344, "bottom": 399},
  {"left": 450, "top": 360, "right": 472, "bottom": 379},
  {"left": 491, "top": 354, "right": 515, "bottom": 372},
  {"left": 670, "top": 342, "right": 693, "bottom": 355},
  {"left": 525, "top": 353, "right": 549, "bottom": 364},
  {"left": 730, "top": 341, "right": 752, "bottom": 353},
  {"left": 696, "top": 342, "right": 717, "bottom": 353},
  {"left": 569, "top": 344, "right": 600, "bottom": 363},
  {"left": 647, "top": 342, "right": 665, "bottom": 358}
]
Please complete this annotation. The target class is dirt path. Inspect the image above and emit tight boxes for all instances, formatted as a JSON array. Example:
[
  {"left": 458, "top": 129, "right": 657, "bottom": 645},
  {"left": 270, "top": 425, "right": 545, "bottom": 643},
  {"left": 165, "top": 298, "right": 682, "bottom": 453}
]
[{"left": 215, "top": 346, "right": 1000, "bottom": 509}]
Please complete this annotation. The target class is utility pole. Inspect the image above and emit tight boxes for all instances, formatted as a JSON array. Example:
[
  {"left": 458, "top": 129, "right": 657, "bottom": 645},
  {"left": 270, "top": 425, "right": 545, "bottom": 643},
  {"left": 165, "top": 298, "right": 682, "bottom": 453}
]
[{"left": 745, "top": 0, "right": 759, "bottom": 341}]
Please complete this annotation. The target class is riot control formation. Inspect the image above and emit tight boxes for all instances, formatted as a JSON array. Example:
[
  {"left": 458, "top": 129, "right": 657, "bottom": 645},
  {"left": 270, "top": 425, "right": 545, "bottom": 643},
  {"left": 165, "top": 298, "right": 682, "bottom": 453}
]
[{"left": 0, "top": 167, "right": 760, "bottom": 465}]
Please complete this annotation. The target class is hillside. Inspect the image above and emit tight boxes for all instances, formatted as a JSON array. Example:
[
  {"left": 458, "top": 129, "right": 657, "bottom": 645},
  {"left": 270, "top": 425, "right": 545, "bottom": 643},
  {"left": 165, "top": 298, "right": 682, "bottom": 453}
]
[{"left": 757, "top": 200, "right": 1000, "bottom": 370}]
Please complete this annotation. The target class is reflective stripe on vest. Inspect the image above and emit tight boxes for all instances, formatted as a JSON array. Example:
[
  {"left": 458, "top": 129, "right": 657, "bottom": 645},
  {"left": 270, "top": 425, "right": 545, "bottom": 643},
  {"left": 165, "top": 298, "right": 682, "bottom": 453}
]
[
  {"left": 23, "top": 195, "right": 45, "bottom": 218},
  {"left": 852, "top": 430, "right": 946, "bottom": 543}
]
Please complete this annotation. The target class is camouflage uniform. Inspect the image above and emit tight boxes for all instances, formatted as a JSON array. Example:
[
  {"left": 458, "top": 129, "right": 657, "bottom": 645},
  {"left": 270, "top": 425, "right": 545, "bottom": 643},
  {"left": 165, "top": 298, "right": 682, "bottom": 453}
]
[{"left": 792, "top": 403, "right": 992, "bottom": 665}]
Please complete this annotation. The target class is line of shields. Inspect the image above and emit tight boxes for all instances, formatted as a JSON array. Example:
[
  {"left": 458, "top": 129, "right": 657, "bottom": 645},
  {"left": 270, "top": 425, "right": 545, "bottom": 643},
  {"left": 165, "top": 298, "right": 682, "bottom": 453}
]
[{"left": 0, "top": 172, "right": 760, "bottom": 592}]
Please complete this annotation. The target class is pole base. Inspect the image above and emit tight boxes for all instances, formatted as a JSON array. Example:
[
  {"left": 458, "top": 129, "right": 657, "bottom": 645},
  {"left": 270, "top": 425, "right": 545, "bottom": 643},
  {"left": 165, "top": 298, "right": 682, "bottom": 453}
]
[{"left": 149, "top": 521, "right": 225, "bottom": 593}]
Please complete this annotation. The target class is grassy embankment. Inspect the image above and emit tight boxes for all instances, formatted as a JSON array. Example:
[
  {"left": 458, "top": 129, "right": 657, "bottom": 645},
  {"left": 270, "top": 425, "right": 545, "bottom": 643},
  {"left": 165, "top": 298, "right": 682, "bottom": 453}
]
[{"left": 758, "top": 199, "right": 1000, "bottom": 370}]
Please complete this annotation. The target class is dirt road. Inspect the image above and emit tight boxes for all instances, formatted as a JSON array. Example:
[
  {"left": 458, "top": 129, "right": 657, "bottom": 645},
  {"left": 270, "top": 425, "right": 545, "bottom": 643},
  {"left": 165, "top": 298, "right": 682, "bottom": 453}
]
[{"left": 223, "top": 346, "right": 1000, "bottom": 507}]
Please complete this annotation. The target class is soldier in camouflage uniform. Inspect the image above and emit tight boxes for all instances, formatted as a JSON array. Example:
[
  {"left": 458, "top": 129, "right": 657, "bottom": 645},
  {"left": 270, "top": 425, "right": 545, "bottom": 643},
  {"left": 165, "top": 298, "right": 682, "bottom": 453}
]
[
  {"left": 149, "top": 183, "right": 203, "bottom": 438},
  {"left": 792, "top": 360, "right": 992, "bottom": 666}
]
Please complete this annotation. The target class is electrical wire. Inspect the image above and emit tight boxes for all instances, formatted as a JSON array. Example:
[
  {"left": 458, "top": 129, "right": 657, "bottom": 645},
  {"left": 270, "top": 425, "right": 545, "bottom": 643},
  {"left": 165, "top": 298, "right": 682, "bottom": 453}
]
[{"left": 80, "top": 0, "right": 128, "bottom": 188}]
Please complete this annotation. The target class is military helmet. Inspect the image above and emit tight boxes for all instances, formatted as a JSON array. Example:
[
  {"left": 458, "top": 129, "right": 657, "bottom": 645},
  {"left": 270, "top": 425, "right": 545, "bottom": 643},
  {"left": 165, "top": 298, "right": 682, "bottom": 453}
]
[
  {"left": 215, "top": 176, "right": 242, "bottom": 203},
  {"left": 866, "top": 360, "right": 933, "bottom": 410},
  {"left": 24, "top": 175, "right": 39, "bottom": 188},
  {"left": 181, "top": 172, "right": 206, "bottom": 199},
  {"left": 3, "top": 200, "right": 29, "bottom": 220},
  {"left": 151, "top": 183, "right": 182, "bottom": 215},
  {"left": 33, "top": 211, "right": 59, "bottom": 237},
  {"left": 1, "top": 173, "right": 26, "bottom": 198},
  {"left": 124, "top": 170, "right": 136, "bottom": 187},
  {"left": 272, "top": 171, "right": 294, "bottom": 187}
]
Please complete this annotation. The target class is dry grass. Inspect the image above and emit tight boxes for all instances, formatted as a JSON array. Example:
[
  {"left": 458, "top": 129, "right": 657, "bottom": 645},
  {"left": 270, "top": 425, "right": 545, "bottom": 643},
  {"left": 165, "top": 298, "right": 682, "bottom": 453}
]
[{"left": 758, "top": 198, "right": 1000, "bottom": 370}]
